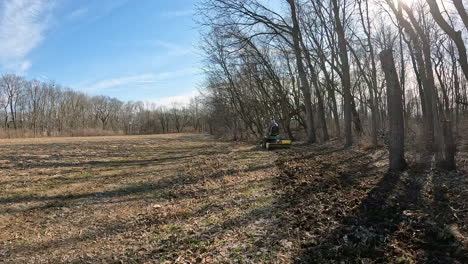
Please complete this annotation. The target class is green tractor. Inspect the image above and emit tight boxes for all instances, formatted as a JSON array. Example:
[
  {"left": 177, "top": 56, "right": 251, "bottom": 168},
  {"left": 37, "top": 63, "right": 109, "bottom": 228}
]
[
  {"left": 261, "top": 135, "right": 292, "bottom": 150},
  {"left": 261, "top": 120, "right": 292, "bottom": 150}
]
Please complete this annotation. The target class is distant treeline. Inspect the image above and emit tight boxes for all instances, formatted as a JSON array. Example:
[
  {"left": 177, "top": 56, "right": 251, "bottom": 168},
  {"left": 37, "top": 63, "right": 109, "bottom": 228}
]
[{"left": 0, "top": 74, "right": 210, "bottom": 138}]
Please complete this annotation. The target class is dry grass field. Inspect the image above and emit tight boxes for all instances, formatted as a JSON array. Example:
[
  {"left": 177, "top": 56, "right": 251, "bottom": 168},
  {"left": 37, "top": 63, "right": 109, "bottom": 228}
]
[
  {"left": 0, "top": 134, "right": 282, "bottom": 263},
  {"left": 0, "top": 134, "right": 467, "bottom": 263}
]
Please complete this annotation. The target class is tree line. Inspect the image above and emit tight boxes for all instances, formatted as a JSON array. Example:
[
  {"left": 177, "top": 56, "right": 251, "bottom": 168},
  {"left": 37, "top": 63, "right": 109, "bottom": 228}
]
[
  {"left": 0, "top": 74, "right": 209, "bottom": 138},
  {"left": 2, "top": 0, "right": 468, "bottom": 171},
  {"left": 197, "top": 0, "right": 468, "bottom": 170}
]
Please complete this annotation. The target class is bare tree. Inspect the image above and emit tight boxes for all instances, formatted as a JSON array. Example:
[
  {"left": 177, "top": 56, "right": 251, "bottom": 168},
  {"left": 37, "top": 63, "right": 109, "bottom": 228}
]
[
  {"left": 288, "top": 0, "right": 316, "bottom": 143},
  {"left": 1, "top": 74, "right": 24, "bottom": 129},
  {"left": 380, "top": 49, "right": 407, "bottom": 171},
  {"left": 92, "top": 96, "right": 112, "bottom": 130},
  {"left": 331, "top": 0, "right": 353, "bottom": 147}
]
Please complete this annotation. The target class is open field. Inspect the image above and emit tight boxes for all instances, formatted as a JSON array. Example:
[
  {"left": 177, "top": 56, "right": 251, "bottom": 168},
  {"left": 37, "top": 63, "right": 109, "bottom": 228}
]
[
  {"left": 0, "top": 134, "right": 467, "bottom": 263},
  {"left": 0, "top": 134, "right": 282, "bottom": 263}
]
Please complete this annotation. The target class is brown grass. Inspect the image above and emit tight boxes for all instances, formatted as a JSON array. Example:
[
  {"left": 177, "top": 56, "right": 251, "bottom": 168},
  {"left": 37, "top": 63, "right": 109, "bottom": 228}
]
[
  {"left": 0, "top": 128, "right": 124, "bottom": 139},
  {"left": 0, "top": 134, "right": 284, "bottom": 263},
  {"left": 1, "top": 133, "right": 466, "bottom": 263}
]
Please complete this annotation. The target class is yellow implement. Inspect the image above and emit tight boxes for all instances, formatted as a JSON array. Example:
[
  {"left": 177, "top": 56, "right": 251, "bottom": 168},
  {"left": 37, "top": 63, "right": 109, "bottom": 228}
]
[{"left": 265, "top": 139, "right": 292, "bottom": 150}]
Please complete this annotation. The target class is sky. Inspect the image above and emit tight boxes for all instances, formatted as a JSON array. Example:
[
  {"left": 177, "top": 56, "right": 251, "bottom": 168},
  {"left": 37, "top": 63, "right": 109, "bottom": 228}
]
[{"left": 0, "top": 0, "right": 202, "bottom": 106}]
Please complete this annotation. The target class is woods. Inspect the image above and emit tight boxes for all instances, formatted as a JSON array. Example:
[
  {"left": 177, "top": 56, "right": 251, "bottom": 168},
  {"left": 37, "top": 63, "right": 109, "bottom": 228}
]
[
  {"left": 198, "top": 0, "right": 468, "bottom": 170},
  {"left": 1, "top": 0, "right": 468, "bottom": 171},
  {"left": 0, "top": 74, "right": 208, "bottom": 137}
]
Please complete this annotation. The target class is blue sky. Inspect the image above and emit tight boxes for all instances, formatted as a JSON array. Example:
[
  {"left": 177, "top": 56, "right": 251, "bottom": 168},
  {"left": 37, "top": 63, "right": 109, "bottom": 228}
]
[{"left": 0, "top": 0, "right": 201, "bottom": 105}]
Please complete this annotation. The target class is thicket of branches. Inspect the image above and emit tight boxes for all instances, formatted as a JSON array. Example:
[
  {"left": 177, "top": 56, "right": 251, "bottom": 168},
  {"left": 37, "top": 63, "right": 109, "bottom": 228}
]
[
  {"left": 0, "top": 74, "right": 208, "bottom": 138},
  {"left": 198, "top": 0, "right": 468, "bottom": 170}
]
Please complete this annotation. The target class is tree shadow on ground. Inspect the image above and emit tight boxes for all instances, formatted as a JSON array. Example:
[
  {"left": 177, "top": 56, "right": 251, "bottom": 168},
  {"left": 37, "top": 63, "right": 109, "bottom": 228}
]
[
  {"left": 4, "top": 139, "right": 466, "bottom": 263},
  {"left": 3, "top": 146, "right": 279, "bottom": 263},
  {"left": 206, "top": 163, "right": 274, "bottom": 179},
  {"left": 273, "top": 147, "right": 468, "bottom": 263},
  {"left": 0, "top": 152, "right": 205, "bottom": 170},
  {"left": 0, "top": 144, "right": 273, "bottom": 214},
  {"left": 0, "top": 167, "right": 192, "bottom": 214}
]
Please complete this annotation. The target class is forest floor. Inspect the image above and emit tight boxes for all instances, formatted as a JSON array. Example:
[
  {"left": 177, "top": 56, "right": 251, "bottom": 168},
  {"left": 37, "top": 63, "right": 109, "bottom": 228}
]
[{"left": 0, "top": 134, "right": 467, "bottom": 263}]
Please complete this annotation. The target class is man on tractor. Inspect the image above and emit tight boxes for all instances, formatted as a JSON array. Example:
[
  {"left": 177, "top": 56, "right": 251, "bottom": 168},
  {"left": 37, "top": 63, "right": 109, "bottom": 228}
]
[
  {"left": 262, "top": 119, "right": 280, "bottom": 148},
  {"left": 267, "top": 119, "right": 280, "bottom": 137},
  {"left": 261, "top": 119, "right": 292, "bottom": 150}
]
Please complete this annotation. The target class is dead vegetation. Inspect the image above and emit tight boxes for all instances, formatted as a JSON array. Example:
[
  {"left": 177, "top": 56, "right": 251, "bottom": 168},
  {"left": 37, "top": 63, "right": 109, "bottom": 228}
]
[
  {"left": 0, "top": 134, "right": 467, "bottom": 263},
  {"left": 274, "top": 143, "right": 468, "bottom": 263},
  {"left": 0, "top": 134, "right": 282, "bottom": 263}
]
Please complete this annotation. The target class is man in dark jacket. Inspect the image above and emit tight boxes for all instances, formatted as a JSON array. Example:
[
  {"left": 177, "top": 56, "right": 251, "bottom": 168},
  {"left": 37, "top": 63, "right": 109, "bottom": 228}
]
[
  {"left": 262, "top": 119, "right": 279, "bottom": 148},
  {"left": 267, "top": 119, "right": 280, "bottom": 137}
]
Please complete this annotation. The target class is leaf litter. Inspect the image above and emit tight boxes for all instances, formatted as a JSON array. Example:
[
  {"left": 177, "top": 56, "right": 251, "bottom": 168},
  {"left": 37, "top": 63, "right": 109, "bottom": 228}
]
[{"left": 0, "top": 134, "right": 467, "bottom": 263}]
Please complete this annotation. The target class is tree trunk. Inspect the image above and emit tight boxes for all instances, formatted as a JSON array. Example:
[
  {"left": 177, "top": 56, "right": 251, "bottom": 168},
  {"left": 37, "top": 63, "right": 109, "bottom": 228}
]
[
  {"left": 401, "top": 2, "right": 444, "bottom": 163},
  {"left": 332, "top": 0, "right": 353, "bottom": 147},
  {"left": 301, "top": 41, "right": 329, "bottom": 142},
  {"left": 288, "top": 0, "right": 316, "bottom": 143},
  {"left": 380, "top": 50, "right": 407, "bottom": 171},
  {"left": 440, "top": 120, "right": 456, "bottom": 170},
  {"left": 317, "top": 48, "right": 340, "bottom": 139},
  {"left": 316, "top": 87, "right": 329, "bottom": 142},
  {"left": 387, "top": 0, "right": 435, "bottom": 151},
  {"left": 329, "top": 88, "right": 341, "bottom": 139},
  {"left": 453, "top": 53, "right": 461, "bottom": 136},
  {"left": 284, "top": 119, "right": 295, "bottom": 141},
  {"left": 357, "top": 0, "right": 378, "bottom": 145}
]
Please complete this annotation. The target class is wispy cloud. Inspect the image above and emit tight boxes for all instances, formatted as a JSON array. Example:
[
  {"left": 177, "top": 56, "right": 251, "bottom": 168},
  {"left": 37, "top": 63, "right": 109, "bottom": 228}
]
[
  {"left": 147, "top": 90, "right": 200, "bottom": 108},
  {"left": 111, "top": 39, "right": 195, "bottom": 57},
  {"left": 86, "top": 74, "right": 160, "bottom": 92},
  {"left": 83, "top": 0, "right": 129, "bottom": 24},
  {"left": 160, "top": 9, "right": 193, "bottom": 18},
  {"left": 154, "top": 40, "right": 195, "bottom": 56},
  {"left": 67, "top": 7, "right": 88, "bottom": 20},
  {"left": 83, "top": 69, "right": 196, "bottom": 93},
  {"left": 0, "top": 0, "right": 54, "bottom": 73}
]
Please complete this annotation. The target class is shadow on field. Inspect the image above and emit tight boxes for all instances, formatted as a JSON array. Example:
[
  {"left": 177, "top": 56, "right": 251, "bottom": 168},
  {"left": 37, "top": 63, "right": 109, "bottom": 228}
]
[
  {"left": 8, "top": 194, "right": 277, "bottom": 261},
  {"left": 0, "top": 136, "right": 220, "bottom": 169},
  {"left": 5, "top": 149, "right": 278, "bottom": 262},
  {"left": 0, "top": 176, "right": 185, "bottom": 215},
  {"left": 4, "top": 136, "right": 466, "bottom": 263},
  {"left": 0, "top": 150, "right": 217, "bottom": 170},
  {"left": 0, "top": 150, "right": 273, "bottom": 216},
  {"left": 272, "top": 147, "right": 468, "bottom": 263},
  {"left": 206, "top": 163, "right": 273, "bottom": 179}
]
